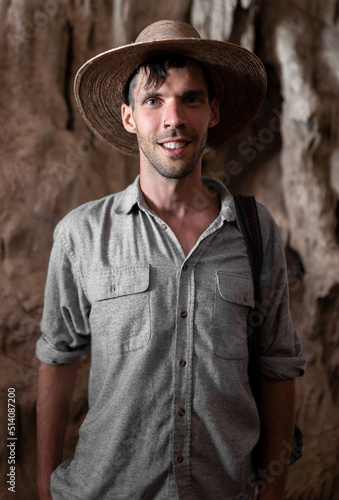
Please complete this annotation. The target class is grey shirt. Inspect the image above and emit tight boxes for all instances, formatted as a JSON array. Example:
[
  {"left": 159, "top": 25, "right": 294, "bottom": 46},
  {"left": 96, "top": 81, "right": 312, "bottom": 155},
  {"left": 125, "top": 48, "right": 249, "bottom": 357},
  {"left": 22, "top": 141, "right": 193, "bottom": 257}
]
[{"left": 36, "top": 176, "right": 306, "bottom": 500}]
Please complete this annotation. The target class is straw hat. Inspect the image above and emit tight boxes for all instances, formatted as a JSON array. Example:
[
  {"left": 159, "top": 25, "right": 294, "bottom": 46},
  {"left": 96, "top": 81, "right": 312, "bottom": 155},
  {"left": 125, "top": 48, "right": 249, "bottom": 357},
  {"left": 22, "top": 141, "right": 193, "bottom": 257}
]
[{"left": 74, "top": 20, "right": 267, "bottom": 155}]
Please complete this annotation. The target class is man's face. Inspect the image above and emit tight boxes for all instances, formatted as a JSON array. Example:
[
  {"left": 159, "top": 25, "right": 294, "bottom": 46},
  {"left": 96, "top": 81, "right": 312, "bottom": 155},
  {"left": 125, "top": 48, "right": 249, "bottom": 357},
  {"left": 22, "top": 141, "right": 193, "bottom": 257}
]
[{"left": 121, "top": 62, "right": 219, "bottom": 180}]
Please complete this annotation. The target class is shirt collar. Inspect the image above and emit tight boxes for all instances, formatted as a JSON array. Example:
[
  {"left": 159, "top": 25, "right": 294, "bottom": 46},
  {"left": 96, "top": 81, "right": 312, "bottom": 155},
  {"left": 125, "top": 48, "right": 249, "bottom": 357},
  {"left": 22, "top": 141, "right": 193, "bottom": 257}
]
[
  {"left": 113, "top": 174, "right": 236, "bottom": 222},
  {"left": 201, "top": 176, "right": 236, "bottom": 222},
  {"left": 113, "top": 175, "right": 143, "bottom": 215}
]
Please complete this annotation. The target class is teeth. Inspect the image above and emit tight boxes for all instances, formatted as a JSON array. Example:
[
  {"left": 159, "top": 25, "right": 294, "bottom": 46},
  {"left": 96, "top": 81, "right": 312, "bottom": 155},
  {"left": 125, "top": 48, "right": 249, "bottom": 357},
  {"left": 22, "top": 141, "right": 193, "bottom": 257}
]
[{"left": 163, "top": 142, "right": 186, "bottom": 150}]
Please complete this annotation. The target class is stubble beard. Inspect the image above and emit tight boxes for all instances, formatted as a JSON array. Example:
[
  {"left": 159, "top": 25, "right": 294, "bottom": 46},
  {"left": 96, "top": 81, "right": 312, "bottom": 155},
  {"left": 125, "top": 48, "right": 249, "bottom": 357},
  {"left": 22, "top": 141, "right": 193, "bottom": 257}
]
[{"left": 137, "top": 130, "right": 208, "bottom": 180}]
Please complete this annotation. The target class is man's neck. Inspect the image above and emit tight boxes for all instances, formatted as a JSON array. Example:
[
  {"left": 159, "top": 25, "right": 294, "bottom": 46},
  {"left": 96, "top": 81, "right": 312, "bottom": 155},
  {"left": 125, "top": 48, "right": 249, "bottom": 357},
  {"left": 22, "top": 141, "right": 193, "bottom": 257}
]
[{"left": 139, "top": 168, "right": 216, "bottom": 220}]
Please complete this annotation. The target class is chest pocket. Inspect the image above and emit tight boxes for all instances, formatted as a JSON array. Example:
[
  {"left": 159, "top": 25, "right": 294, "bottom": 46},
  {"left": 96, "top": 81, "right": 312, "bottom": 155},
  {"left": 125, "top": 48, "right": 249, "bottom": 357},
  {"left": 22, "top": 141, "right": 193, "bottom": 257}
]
[
  {"left": 89, "top": 265, "right": 151, "bottom": 356},
  {"left": 213, "top": 272, "right": 254, "bottom": 360}
]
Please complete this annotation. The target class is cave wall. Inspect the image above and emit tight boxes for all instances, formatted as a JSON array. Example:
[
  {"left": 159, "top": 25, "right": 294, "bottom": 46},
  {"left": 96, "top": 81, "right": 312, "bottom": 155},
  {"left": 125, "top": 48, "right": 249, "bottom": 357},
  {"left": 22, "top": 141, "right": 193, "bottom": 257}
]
[{"left": 0, "top": 1, "right": 338, "bottom": 499}]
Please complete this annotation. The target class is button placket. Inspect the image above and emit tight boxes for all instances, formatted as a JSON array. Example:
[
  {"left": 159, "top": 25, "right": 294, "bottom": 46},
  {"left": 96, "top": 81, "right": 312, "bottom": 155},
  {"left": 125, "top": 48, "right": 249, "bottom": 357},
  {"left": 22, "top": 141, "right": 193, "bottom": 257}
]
[
  {"left": 173, "top": 260, "right": 193, "bottom": 487},
  {"left": 172, "top": 233, "right": 219, "bottom": 496}
]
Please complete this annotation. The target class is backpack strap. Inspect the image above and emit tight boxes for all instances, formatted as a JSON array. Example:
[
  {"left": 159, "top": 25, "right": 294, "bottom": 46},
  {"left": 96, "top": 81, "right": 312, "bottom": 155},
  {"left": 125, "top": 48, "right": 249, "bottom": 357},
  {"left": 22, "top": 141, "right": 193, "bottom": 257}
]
[
  {"left": 234, "top": 195, "right": 263, "bottom": 303},
  {"left": 234, "top": 195, "right": 263, "bottom": 404},
  {"left": 234, "top": 195, "right": 263, "bottom": 473}
]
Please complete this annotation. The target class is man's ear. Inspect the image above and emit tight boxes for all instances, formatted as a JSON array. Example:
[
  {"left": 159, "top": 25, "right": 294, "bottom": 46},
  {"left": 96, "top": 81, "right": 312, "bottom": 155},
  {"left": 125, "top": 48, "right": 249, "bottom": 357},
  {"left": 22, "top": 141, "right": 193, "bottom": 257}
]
[
  {"left": 121, "top": 104, "right": 137, "bottom": 134},
  {"left": 208, "top": 98, "right": 220, "bottom": 129}
]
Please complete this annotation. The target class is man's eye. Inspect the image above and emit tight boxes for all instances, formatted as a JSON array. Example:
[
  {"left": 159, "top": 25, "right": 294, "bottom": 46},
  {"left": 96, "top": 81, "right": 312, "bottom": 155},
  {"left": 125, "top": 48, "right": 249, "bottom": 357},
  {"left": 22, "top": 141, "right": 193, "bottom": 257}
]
[
  {"left": 186, "top": 97, "right": 203, "bottom": 105},
  {"left": 146, "top": 98, "right": 159, "bottom": 105}
]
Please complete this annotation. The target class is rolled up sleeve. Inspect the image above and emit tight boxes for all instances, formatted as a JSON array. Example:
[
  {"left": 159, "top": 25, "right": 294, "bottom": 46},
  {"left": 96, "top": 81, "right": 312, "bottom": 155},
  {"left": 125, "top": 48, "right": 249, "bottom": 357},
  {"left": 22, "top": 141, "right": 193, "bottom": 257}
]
[
  {"left": 254, "top": 204, "right": 307, "bottom": 379},
  {"left": 36, "top": 226, "right": 91, "bottom": 365}
]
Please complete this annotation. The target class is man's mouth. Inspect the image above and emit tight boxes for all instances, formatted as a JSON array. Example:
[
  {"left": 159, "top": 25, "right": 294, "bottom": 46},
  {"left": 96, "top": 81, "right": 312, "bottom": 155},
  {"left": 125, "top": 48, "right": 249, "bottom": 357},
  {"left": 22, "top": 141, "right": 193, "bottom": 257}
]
[{"left": 161, "top": 141, "right": 187, "bottom": 150}]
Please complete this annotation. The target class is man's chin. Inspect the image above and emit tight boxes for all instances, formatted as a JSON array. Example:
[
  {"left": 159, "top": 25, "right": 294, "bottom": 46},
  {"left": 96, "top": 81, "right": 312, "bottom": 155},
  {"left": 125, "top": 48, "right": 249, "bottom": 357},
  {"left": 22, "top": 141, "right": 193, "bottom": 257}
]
[{"left": 152, "top": 162, "right": 197, "bottom": 180}]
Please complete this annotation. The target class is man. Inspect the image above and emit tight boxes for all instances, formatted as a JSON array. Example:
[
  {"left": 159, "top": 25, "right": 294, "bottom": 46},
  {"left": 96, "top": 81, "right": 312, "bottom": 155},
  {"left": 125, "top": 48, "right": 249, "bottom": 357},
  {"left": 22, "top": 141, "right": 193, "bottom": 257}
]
[{"left": 36, "top": 20, "right": 306, "bottom": 500}]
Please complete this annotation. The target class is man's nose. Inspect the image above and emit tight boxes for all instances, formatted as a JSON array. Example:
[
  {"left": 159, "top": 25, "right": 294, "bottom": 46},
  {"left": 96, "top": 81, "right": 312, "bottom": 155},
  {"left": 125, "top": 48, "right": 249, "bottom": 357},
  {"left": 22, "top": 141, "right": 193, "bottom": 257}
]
[{"left": 163, "top": 100, "right": 186, "bottom": 128}]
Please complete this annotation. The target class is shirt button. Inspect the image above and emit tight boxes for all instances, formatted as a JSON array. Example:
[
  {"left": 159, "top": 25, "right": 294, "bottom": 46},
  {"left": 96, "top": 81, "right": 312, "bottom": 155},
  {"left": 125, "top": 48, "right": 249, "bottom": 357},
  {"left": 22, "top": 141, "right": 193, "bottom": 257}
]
[
  {"left": 244, "top": 294, "right": 248, "bottom": 302},
  {"left": 177, "top": 455, "right": 184, "bottom": 463},
  {"left": 178, "top": 408, "right": 186, "bottom": 416},
  {"left": 179, "top": 360, "right": 186, "bottom": 367},
  {"left": 182, "top": 263, "right": 188, "bottom": 271},
  {"left": 181, "top": 311, "right": 188, "bottom": 318},
  {"left": 160, "top": 224, "right": 167, "bottom": 231}
]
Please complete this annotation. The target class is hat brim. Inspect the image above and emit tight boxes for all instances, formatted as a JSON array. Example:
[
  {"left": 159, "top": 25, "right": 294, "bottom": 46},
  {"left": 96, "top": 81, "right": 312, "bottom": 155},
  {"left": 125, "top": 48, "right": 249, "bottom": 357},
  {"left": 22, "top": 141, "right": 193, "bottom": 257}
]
[{"left": 74, "top": 38, "right": 267, "bottom": 155}]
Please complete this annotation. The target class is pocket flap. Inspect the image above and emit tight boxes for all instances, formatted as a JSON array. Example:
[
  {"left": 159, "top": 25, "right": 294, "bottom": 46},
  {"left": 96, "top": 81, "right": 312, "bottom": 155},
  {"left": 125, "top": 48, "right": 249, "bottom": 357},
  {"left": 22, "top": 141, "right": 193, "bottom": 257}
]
[
  {"left": 93, "top": 265, "right": 150, "bottom": 301},
  {"left": 216, "top": 272, "right": 255, "bottom": 307}
]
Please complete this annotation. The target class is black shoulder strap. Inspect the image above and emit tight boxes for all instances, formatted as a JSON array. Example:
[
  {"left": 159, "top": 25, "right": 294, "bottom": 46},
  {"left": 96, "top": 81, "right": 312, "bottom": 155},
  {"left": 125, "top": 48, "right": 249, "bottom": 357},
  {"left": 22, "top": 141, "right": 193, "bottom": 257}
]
[
  {"left": 233, "top": 195, "right": 263, "bottom": 304},
  {"left": 234, "top": 194, "right": 263, "bottom": 473},
  {"left": 234, "top": 194, "right": 263, "bottom": 403}
]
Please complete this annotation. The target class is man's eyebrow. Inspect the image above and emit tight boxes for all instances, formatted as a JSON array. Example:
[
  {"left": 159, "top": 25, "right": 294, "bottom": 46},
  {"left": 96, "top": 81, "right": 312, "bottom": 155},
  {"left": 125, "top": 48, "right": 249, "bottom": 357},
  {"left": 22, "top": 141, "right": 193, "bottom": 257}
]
[
  {"left": 181, "top": 89, "right": 209, "bottom": 98},
  {"left": 137, "top": 89, "right": 162, "bottom": 102}
]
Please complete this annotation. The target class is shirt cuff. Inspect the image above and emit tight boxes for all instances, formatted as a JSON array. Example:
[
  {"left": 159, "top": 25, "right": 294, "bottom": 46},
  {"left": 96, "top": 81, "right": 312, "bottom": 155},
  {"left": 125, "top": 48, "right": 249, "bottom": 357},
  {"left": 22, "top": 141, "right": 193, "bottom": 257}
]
[
  {"left": 259, "top": 353, "right": 307, "bottom": 380},
  {"left": 35, "top": 334, "right": 90, "bottom": 365}
]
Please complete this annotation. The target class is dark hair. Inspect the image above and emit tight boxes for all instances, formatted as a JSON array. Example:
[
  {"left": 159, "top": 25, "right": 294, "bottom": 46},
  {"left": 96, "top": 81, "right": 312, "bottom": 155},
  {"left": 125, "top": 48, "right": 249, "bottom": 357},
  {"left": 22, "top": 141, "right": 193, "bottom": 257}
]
[{"left": 123, "top": 54, "right": 215, "bottom": 108}]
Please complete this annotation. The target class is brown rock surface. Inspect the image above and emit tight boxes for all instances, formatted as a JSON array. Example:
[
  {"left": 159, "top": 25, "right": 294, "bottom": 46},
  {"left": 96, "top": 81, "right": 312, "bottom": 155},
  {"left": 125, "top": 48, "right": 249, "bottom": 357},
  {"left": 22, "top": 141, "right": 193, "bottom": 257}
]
[{"left": 0, "top": 1, "right": 338, "bottom": 499}]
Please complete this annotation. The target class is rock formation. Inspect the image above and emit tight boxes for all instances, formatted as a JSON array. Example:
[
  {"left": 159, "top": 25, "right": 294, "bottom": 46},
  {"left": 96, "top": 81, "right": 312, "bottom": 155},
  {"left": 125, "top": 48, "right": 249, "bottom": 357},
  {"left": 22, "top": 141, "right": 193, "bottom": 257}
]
[{"left": 0, "top": 1, "right": 338, "bottom": 498}]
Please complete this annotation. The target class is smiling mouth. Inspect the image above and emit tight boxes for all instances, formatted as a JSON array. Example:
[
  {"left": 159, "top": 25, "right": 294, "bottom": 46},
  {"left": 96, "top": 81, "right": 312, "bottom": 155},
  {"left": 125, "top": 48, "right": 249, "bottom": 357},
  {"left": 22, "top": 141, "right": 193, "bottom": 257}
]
[{"left": 161, "top": 141, "right": 188, "bottom": 150}]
